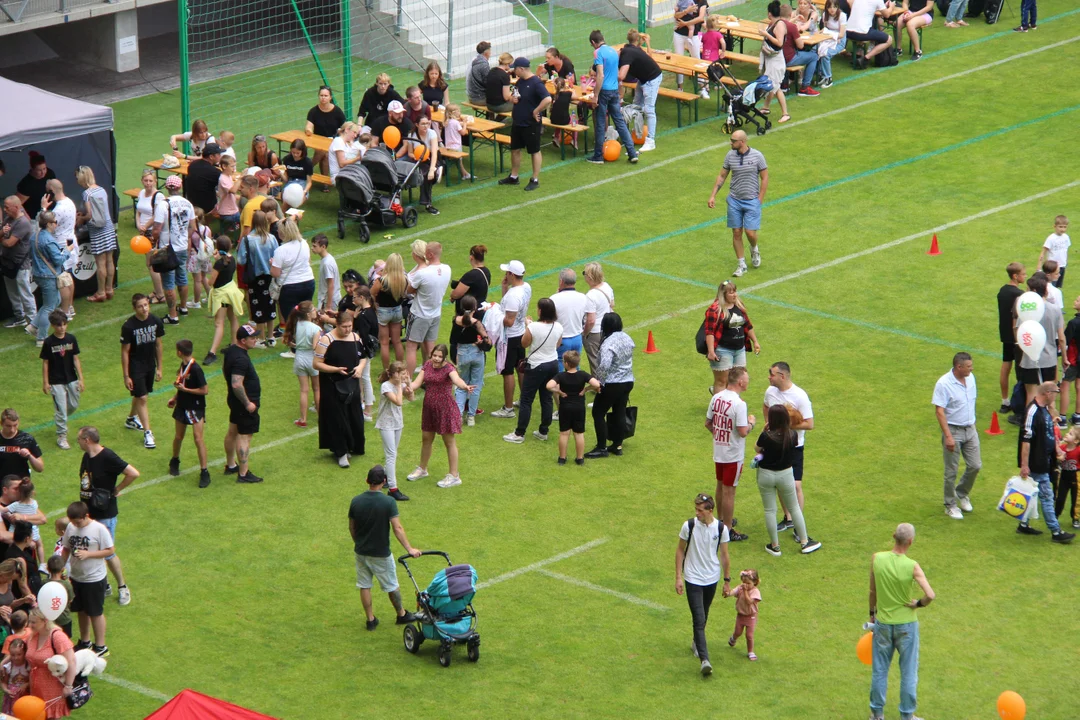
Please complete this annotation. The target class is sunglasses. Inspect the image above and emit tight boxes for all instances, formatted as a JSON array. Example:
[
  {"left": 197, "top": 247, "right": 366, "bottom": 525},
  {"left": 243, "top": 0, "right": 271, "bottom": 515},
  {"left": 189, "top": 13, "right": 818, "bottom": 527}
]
[
  {"left": 695, "top": 493, "right": 713, "bottom": 505},
  {"left": 253, "top": 134, "right": 266, "bottom": 142}
]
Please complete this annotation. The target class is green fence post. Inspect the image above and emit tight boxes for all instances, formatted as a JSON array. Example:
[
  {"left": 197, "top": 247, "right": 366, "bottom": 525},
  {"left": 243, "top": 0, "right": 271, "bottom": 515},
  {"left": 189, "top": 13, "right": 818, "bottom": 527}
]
[
  {"left": 288, "top": 0, "right": 331, "bottom": 88},
  {"left": 341, "top": 0, "right": 352, "bottom": 114},
  {"left": 178, "top": 0, "right": 190, "bottom": 149},
  {"left": 638, "top": 0, "right": 646, "bottom": 32}
]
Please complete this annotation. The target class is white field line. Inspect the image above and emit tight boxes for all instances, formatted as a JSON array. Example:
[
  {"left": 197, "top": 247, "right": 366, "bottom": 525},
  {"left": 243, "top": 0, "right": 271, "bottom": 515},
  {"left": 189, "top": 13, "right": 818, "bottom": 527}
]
[
  {"left": 99, "top": 673, "right": 172, "bottom": 701},
  {"left": 45, "top": 428, "right": 318, "bottom": 519},
  {"left": 474, "top": 537, "right": 608, "bottom": 590},
  {"left": 4, "top": 39, "right": 1072, "bottom": 358},
  {"left": 624, "top": 180, "right": 1080, "bottom": 333},
  {"left": 536, "top": 569, "right": 671, "bottom": 611}
]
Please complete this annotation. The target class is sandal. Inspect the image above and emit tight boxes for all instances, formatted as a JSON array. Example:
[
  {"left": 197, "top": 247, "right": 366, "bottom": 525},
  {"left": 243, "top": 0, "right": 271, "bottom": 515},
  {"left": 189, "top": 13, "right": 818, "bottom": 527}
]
[
  {"left": 105, "top": 290, "right": 114, "bottom": 300},
  {"left": 779, "top": 114, "right": 791, "bottom": 123},
  {"left": 149, "top": 293, "right": 166, "bottom": 304},
  {"left": 748, "top": 652, "right": 758, "bottom": 661},
  {"left": 760, "top": 109, "right": 771, "bottom": 116},
  {"left": 87, "top": 294, "right": 107, "bottom": 303}
]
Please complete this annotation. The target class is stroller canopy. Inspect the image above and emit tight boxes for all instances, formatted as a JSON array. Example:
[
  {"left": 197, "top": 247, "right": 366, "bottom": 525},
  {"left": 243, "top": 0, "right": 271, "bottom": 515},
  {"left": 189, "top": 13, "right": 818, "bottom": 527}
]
[
  {"left": 426, "top": 564, "right": 477, "bottom": 637},
  {"left": 362, "top": 146, "right": 422, "bottom": 191},
  {"left": 336, "top": 162, "right": 375, "bottom": 206}
]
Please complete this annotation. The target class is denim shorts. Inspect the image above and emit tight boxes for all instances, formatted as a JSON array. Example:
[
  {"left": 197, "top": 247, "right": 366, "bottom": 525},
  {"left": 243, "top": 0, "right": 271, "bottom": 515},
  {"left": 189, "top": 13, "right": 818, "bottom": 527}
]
[
  {"left": 160, "top": 251, "right": 189, "bottom": 290},
  {"left": 709, "top": 346, "right": 746, "bottom": 371},
  {"left": 727, "top": 196, "right": 762, "bottom": 231},
  {"left": 377, "top": 305, "right": 403, "bottom": 326},
  {"left": 99, "top": 515, "right": 118, "bottom": 560}
]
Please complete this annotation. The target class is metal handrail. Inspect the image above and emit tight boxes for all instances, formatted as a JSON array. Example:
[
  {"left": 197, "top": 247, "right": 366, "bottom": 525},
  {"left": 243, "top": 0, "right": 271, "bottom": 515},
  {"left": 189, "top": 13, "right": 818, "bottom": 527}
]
[
  {"left": 513, "top": 0, "right": 549, "bottom": 36},
  {"left": 396, "top": 3, "right": 448, "bottom": 62},
  {"left": 395, "top": 0, "right": 448, "bottom": 33}
]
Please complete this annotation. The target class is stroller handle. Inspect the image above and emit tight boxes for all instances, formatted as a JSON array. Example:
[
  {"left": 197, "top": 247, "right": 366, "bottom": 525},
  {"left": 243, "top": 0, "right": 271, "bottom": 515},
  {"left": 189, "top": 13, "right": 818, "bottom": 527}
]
[{"left": 397, "top": 550, "right": 452, "bottom": 565}]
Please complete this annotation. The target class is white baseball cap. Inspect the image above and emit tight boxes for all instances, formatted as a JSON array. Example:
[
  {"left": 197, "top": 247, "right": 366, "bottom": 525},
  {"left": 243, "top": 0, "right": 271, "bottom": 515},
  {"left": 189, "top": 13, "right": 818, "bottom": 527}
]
[
  {"left": 500, "top": 260, "right": 525, "bottom": 276},
  {"left": 387, "top": 100, "right": 405, "bottom": 113}
]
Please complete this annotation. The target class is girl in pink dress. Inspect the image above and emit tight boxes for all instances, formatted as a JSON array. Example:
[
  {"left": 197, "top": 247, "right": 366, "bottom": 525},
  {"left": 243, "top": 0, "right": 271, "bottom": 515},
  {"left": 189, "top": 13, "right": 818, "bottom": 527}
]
[{"left": 406, "top": 343, "right": 476, "bottom": 489}]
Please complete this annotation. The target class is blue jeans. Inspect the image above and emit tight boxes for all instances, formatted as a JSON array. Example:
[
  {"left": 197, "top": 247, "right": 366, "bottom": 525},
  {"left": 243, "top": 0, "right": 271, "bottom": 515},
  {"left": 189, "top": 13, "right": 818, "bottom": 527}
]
[
  {"left": 788, "top": 50, "right": 819, "bottom": 88},
  {"left": 454, "top": 344, "right": 485, "bottom": 416},
  {"left": 818, "top": 39, "right": 846, "bottom": 80},
  {"left": 1028, "top": 472, "right": 1061, "bottom": 533},
  {"left": 633, "top": 75, "right": 662, "bottom": 141},
  {"left": 1021, "top": 0, "right": 1037, "bottom": 26},
  {"left": 99, "top": 515, "right": 118, "bottom": 561},
  {"left": 557, "top": 334, "right": 582, "bottom": 371},
  {"left": 33, "top": 276, "right": 59, "bottom": 341},
  {"left": 946, "top": 0, "right": 969, "bottom": 22},
  {"left": 160, "top": 251, "right": 189, "bottom": 291},
  {"left": 870, "top": 621, "right": 919, "bottom": 720},
  {"left": 590, "top": 89, "right": 637, "bottom": 160}
]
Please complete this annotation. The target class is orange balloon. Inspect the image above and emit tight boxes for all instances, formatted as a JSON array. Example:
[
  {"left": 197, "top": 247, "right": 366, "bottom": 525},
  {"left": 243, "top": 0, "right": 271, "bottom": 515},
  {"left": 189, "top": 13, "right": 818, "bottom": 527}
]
[
  {"left": 997, "top": 691, "right": 1026, "bottom": 720},
  {"left": 856, "top": 632, "right": 873, "bottom": 666},
  {"left": 130, "top": 235, "right": 152, "bottom": 255},
  {"left": 12, "top": 695, "right": 46, "bottom": 720},
  {"left": 382, "top": 125, "right": 401, "bottom": 149},
  {"left": 602, "top": 139, "right": 620, "bottom": 162},
  {"left": 413, "top": 143, "right": 429, "bottom": 162}
]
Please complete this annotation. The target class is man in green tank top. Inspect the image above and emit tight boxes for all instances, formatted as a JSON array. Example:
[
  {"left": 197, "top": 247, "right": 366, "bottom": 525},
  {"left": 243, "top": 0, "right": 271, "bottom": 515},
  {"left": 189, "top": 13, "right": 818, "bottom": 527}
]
[{"left": 868, "top": 523, "right": 935, "bottom": 720}]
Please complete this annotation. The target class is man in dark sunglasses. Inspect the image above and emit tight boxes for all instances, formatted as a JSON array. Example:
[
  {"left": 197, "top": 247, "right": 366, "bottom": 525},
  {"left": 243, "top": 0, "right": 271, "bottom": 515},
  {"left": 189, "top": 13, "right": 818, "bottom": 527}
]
[{"left": 707, "top": 129, "right": 769, "bottom": 278}]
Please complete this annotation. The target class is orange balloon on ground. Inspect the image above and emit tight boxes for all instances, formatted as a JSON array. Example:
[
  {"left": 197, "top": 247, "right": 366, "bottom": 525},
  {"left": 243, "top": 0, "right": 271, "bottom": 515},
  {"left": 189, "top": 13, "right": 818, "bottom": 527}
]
[
  {"left": 997, "top": 691, "right": 1026, "bottom": 720},
  {"left": 12, "top": 695, "right": 46, "bottom": 720},
  {"left": 856, "top": 632, "right": 873, "bottom": 665},
  {"left": 413, "top": 144, "right": 429, "bottom": 162},
  {"left": 130, "top": 235, "right": 152, "bottom": 254},
  {"left": 602, "top": 139, "right": 620, "bottom": 162},
  {"left": 382, "top": 125, "right": 401, "bottom": 149}
]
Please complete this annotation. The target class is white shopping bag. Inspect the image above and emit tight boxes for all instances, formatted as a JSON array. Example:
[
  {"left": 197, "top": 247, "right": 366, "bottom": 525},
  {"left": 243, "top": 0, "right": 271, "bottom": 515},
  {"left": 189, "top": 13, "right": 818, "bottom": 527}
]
[{"left": 998, "top": 475, "right": 1039, "bottom": 523}]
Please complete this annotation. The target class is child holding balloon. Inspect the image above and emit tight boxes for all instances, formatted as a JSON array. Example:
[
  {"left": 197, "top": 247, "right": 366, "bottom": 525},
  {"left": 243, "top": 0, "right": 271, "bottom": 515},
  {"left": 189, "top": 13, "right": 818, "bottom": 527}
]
[{"left": 725, "top": 569, "right": 761, "bottom": 661}]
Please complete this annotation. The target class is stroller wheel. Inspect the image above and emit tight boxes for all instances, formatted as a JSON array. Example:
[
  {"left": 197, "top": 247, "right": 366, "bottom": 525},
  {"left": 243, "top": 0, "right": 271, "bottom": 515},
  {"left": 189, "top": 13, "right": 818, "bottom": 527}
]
[
  {"left": 437, "top": 643, "right": 452, "bottom": 667},
  {"left": 765, "top": 120, "right": 773, "bottom": 130},
  {"left": 757, "top": 126, "right": 767, "bottom": 136},
  {"left": 403, "top": 624, "right": 421, "bottom": 654},
  {"left": 467, "top": 639, "right": 480, "bottom": 663},
  {"left": 337, "top": 216, "right": 345, "bottom": 240},
  {"left": 358, "top": 223, "right": 371, "bottom": 244},
  {"left": 402, "top": 206, "right": 419, "bottom": 229}
]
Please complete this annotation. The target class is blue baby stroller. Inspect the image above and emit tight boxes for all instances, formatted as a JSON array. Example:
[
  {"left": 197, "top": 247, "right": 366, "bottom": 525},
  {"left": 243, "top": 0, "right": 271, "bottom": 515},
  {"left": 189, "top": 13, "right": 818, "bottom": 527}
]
[{"left": 398, "top": 551, "right": 480, "bottom": 667}]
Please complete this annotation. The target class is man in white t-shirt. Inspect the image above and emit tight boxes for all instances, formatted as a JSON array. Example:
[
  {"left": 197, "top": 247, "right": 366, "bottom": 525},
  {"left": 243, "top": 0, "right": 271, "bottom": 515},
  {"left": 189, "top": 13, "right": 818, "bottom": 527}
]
[
  {"left": 763, "top": 361, "right": 815, "bottom": 532},
  {"left": 42, "top": 179, "right": 79, "bottom": 319},
  {"left": 705, "top": 366, "right": 754, "bottom": 542},
  {"left": 675, "top": 493, "right": 731, "bottom": 677},
  {"left": 312, "top": 234, "right": 341, "bottom": 312},
  {"left": 1038, "top": 216, "right": 1071, "bottom": 290},
  {"left": 847, "top": 0, "right": 894, "bottom": 62},
  {"left": 582, "top": 263, "right": 614, "bottom": 373},
  {"left": 405, "top": 241, "right": 451, "bottom": 375},
  {"left": 61, "top": 501, "right": 115, "bottom": 657},
  {"left": 493, "top": 260, "right": 533, "bottom": 418},
  {"left": 151, "top": 175, "right": 197, "bottom": 325},
  {"left": 550, "top": 268, "right": 589, "bottom": 371}
]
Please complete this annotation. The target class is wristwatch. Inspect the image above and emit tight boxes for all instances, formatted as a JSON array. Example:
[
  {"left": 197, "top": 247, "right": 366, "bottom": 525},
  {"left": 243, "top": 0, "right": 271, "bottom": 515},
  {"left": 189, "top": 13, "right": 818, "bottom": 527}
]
[{"left": 723, "top": 577, "right": 731, "bottom": 583}]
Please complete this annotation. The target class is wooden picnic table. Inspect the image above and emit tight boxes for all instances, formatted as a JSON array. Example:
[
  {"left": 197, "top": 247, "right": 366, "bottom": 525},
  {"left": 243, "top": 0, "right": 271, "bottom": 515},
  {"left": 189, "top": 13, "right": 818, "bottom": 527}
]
[
  {"left": 146, "top": 158, "right": 189, "bottom": 187},
  {"left": 718, "top": 16, "right": 832, "bottom": 53},
  {"left": 270, "top": 130, "right": 332, "bottom": 156},
  {"left": 431, "top": 109, "right": 506, "bottom": 181}
]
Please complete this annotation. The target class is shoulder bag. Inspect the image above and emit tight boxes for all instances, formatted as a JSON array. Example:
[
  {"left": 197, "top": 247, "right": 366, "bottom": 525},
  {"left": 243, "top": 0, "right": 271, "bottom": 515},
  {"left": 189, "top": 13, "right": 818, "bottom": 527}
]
[
  {"left": 239, "top": 236, "right": 256, "bottom": 287},
  {"left": 517, "top": 323, "right": 555, "bottom": 375},
  {"left": 50, "top": 629, "right": 93, "bottom": 709},
  {"left": 333, "top": 336, "right": 362, "bottom": 405},
  {"left": 761, "top": 22, "right": 782, "bottom": 56},
  {"left": 147, "top": 198, "right": 180, "bottom": 273},
  {"left": 33, "top": 232, "right": 69, "bottom": 290}
]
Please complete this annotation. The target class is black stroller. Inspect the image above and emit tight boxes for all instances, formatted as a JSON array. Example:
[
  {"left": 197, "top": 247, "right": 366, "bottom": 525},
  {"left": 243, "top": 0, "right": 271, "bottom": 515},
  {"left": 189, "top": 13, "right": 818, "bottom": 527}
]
[
  {"left": 708, "top": 61, "right": 774, "bottom": 136},
  {"left": 398, "top": 551, "right": 480, "bottom": 668},
  {"left": 336, "top": 146, "right": 423, "bottom": 242}
]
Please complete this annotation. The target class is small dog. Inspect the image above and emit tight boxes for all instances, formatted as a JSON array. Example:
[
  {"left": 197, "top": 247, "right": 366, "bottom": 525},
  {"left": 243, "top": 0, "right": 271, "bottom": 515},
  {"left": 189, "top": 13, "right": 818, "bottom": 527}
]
[{"left": 46, "top": 648, "right": 107, "bottom": 679}]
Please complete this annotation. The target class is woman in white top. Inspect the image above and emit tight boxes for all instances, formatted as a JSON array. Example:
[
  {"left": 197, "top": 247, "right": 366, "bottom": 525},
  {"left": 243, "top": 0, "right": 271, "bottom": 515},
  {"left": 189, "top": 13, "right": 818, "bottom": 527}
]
[
  {"left": 134, "top": 169, "right": 167, "bottom": 304},
  {"left": 169, "top": 119, "right": 215, "bottom": 161},
  {"left": 816, "top": 0, "right": 847, "bottom": 88},
  {"left": 41, "top": 178, "right": 79, "bottom": 319},
  {"left": 503, "top": 297, "right": 563, "bottom": 444},
  {"left": 270, "top": 218, "right": 316, "bottom": 327},
  {"left": 328, "top": 121, "right": 363, "bottom": 183},
  {"left": 583, "top": 261, "right": 615, "bottom": 374}
]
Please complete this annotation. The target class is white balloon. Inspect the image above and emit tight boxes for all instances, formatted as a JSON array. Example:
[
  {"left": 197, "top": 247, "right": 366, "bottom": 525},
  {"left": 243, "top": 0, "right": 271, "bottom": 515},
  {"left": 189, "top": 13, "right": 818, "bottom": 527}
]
[
  {"left": 1016, "top": 291, "right": 1045, "bottom": 324},
  {"left": 37, "top": 581, "right": 68, "bottom": 622},
  {"left": 282, "top": 183, "right": 306, "bottom": 208},
  {"left": 1017, "top": 320, "right": 1046, "bottom": 363}
]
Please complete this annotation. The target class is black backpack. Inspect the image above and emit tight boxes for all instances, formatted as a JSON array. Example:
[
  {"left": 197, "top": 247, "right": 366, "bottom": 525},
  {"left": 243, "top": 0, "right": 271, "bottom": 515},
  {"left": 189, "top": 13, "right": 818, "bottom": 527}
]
[
  {"left": 984, "top": 0, "right": 1004, "bottom": 24},
  {"left": 682, "top": 517, "right": 725, "bottom": 567},
  {"left": 875, "top": 46, "right": 898, "bottom": 67}
]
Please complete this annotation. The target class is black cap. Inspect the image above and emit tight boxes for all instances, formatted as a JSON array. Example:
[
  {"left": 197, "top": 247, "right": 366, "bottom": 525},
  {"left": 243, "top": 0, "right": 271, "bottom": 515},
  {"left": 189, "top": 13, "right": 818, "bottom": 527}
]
[{"left": 201, "top": 143, "right": 223, "bottom": 157}]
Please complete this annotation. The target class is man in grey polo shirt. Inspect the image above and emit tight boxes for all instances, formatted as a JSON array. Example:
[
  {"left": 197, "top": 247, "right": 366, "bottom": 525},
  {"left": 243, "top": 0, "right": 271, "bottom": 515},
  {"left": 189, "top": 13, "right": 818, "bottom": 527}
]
[
  {"left": 1, "top": 196, "right": 37, "bottom": 329},
  {"left": 707, "top": 130, "right": 768, "bottom": 279},
  {"left": 405, "top": 242, "right": 451, "bottom": 376},
  {"left": 932, "top": 352, "right": 981, "bottom": 520}
]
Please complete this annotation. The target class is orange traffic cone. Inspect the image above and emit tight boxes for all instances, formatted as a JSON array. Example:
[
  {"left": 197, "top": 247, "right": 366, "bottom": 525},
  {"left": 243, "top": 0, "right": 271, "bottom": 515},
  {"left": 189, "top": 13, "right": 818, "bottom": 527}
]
[
  {"left": 926, "top": 234, "right": 941, "bottom": 256},
  {"left": 644, "top": 330, "right": 659, "bottom": 354},
  {"left": 985, "top": 411, "right": 1005, "bottom": 436}
]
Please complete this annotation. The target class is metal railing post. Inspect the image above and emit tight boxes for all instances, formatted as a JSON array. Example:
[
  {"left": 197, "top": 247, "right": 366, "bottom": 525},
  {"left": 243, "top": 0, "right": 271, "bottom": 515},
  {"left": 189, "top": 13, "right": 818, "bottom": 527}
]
[
  {"left": 446, "top": 0, "right": 454, "bottom": 78},
  {"left": 396, "top": 0, "right": 403, "bottom": 32},
  {"left": 548, "top": 0, "right": 554, "bottom": 46}
]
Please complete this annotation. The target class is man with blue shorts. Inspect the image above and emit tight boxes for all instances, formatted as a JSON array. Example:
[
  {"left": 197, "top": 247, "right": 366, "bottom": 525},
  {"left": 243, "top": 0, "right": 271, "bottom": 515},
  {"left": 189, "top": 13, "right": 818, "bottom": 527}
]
[
  {"left": 152, "top": 175, "right": 197, "bottom": 325},
  {"left": 707, "top": 130, "right": 769, "bottom": 278},
  {"left": 76, "top": 426, "right": 137, "bottom": 608}
]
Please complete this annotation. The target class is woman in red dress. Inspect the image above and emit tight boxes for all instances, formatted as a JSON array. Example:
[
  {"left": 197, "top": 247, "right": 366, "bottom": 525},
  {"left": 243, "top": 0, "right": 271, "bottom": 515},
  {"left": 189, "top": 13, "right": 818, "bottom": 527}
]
[
  {"left": 26, "top": 607, "right": 77, "bottom": 718},
  {"left": 406, "top": 343, "right": 475, "bottom": 489}
]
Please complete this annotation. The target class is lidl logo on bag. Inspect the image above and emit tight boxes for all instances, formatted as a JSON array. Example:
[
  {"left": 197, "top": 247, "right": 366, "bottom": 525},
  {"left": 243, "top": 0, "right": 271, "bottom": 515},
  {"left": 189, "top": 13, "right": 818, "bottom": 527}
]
[{"left": 1002, "top": 491, "right": 1030, "bottom": 518}]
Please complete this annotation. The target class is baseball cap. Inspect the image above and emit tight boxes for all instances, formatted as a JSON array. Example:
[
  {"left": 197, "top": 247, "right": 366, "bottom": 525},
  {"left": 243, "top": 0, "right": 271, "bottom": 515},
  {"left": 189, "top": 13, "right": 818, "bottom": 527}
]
[
  {"left": 511, "top": 57, "right": 530, "bottom": 68},
  {"left": 164, "top": 175, "right": 182, "bottom": 190},
  {"left": 236, "top": 324, "right": 257, "bottom": 340},
  {"left": 255, "top": 169, "right": 273, "bottom": 185},
  {"left": 387, "top": 100, "right": 405, "bottom": 113},
  {"left": 500, "top": 260, "right": 525, "bottom": 276},
  {"left": 201, "top": 143, "right": 222, "bottom": 157}
]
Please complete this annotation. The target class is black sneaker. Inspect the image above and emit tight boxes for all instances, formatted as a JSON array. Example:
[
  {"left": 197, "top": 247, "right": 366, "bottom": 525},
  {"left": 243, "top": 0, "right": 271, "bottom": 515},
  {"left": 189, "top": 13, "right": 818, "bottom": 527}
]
[
  {"left": 1071, "top": 413, "right": 1080, "bottom": 425},
  {"left": 999, "top": 402, "right": 1012, "bottom": 414},
  {"left": 1051, "top": 531, "right": 1075, "bottom": 544},
  {"left": 730, "top": 517, "right": 738, "bottom": 529},
  {"left": 237, "top": 472, "right": 264, "bottom": 484},
  {"left": 203, "top": 351, "right": 217, "bottom": 365},
  {"left": 586, "top": 157, "right": 605, "bottom": 165},
  {"left": 525, "top": 178, "right": 540, "bottom": 191},
  {"left": 584, "top": 447, "right": 609, "bottom": 459},
  {"left": 1056, "top": 416, "right": 1068, "bottom": 428},
  {"left": 765, "top": 543, "right": 781, "bottom": 557},
  {"left": 801, "top": 537, "right": 822, "bottom": 554},
  {"left": 776, "top": 518, "right": 794, "bottom": 532},
  {"left": 557, "top": 457, "right": 567, "bottom": 465},
  {"left": 92, "top": 644, "right": 110, "bottom": 658},
  {"left": 498, "top": 175, "right": 520, "bottom": 185},
  {"left": 73, "top": 640, "right": 91, "bottom": 652},
  {"left": 729, "top": 530, "right": 749, "bottom": 542},
  {"left": 388, "top": 488, "right": 410, "bottom": 501},
  {"left": 1013, "top": 24, "right": 1027, "bottom": 32},
  {"left": 178, "top": 307, "right": 189, "bottom": 316},
  {"left": 1017, "top": 523, "right": 1043, "bottom": 535},
  {"left": 628, "top": 154, "right": 639, "bottom": 164},
  {"left": 606, "top": 446, "right": 623, "bottom": 456},
  {"left": 366, "top": 617, "right": 379, "bottom": 631},
  {"left": 224, "top": 464, "right": 240, "bottom": 475},
  {"left": 168, "top": 457, "right": 180, "bottom": 477},
  {"left": 1007, "top": 414, "right": 1023, "bottom": 426},
  {"left": 574, "top": 458, "right": 585, "bottom": 466},
  {"left": 912, "top": 50, "right": 923, "bottom": 61},
  {"left": 396, "top": 611, "right": 418, "bottom": 625},
  {"left": 425, "top": 205, "right": 440, "bottom": 215},
  {"left": 163, "top": 315, "right": 180, "bottom": 325},
  {"left": 198, "top": 469, "right": 211, "bottom": 488},
  {"left": 272, "top": 328, "right": 283, "bottom": 339}
]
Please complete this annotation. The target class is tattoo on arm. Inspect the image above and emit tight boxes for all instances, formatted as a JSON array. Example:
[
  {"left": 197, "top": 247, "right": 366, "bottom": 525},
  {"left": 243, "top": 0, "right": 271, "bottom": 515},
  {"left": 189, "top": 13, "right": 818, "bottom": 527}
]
[{"left": 230, "top": 375, "right": 250, "bottom": 405}]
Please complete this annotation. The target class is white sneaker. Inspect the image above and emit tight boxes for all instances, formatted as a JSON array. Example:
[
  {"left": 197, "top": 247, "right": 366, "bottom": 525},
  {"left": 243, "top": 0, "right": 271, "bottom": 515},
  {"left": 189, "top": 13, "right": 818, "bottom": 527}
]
[
  {"left": 551, "top": 411, "right": 560, "bottom": 420},
  {"left": 958, "top": 497, "right": 973, "bottom": 513},
  {"left": 143, "top": 430, "right": 156, "bottom": 449},
  {"left": 503, "top": 432, "right": 524, "bottom": 444},
  {"left": 280, "top": 350, "right": 296, "bottom": 359},
  {"left": 700, "top": 659, "right": 713, "bottom": 677},
  {"left": 751, "top": 248, "right": 761, "bottom": 268},
  {"left": 57, "top": 436, "right": 70, "bottom": 450},
  {"left": 254, "top": 339, "right": 269, "bottom": 349},
  {"left": 491, "top": 407, "right": 516, "bottom": 418},
  {"left": 406, "top": 467, "right": 428, "bottom": 482},
  {"left": 532, "top": 430, "right": 548, "bottom": 441},
  {"left": 732, "top": 262, "right": 747, "bottom": 278},
  {"left": 945, "top": 506, "right": 963, "bottom": 520},
  {"left": 65, "top": 308, "right": 76, "bottom": 320},
  {"left": 185, "top": 300, "right": 201, "bottom": 309},
  {"left": 118, "top": 586, "right": 131, "bottom": 606},
  {"left": 437, "top": 474, "right": 462, "bottom": 488},
  {"left": 700, "top": 88, "right": 710, "bottom": 100},
  {"left": 466, "top": 415, "right": 475, "bottom": 427},
  {"left": 639, "top": 140, "right": 656, "bottom": 153},
  {"left": 338, "top": 455, "right": 350, "bottom": 468},
  {"left": 364, "top": 413, "right": 373, "bottom": 422}
]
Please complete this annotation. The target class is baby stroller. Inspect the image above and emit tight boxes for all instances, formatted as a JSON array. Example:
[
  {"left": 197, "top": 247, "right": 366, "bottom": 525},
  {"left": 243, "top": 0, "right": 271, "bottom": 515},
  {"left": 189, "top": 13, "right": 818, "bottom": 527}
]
[
  {"left": 363, "top": 146, "right": 422, "bottom": 227},
  {"left": 708, "top": 61, "right": 773, "bottom": 136},
  {"left": 398, "top": 551, "right": 480, "bottom": 667},
  {"left": 335, "top": 162, "right": 378, "bottom": 243}
]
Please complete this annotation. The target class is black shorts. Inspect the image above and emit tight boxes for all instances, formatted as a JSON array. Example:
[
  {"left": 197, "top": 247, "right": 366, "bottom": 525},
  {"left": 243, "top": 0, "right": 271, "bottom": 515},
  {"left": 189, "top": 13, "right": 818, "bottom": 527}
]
[
  {"left": 847, "top": 28, "right": 890, "bottom": 45},
  {"left": 70, "top": 578, "right": 107, "bottom": 617},
  {"left": 1065, "top": 364, "right": 1078, "bottom": 382},
  {"left": 1018, "top": 365, "right": 1057, "bottom": 385},
  {"left": 173, "top": 407, "right": 206, "bottom": 425},
  {"left": 1002, "top": 343, "right": 1018, "bottom": 362},
  {"left": 510, "top": 124, "right": 542, "bottom": 154},
  {"left": 130, "top": 370, "right": 155, "bottom": 398},
  {"left": 559, "top": 406, "right": 587, "bottom": 434},
  {"left": 229, "top": 404, "right": 261, "bottom": 435},
  {"left": 502, "top": 336, "right": 525, "bottom": 376},
  {"left": 792, "top": 445, "right": 805, "bottom": 482}
]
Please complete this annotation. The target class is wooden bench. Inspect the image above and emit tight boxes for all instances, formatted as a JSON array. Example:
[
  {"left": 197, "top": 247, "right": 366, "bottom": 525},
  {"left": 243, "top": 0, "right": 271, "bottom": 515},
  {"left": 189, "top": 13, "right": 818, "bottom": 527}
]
[
  {"left": 311, "top": 173, "right": 332, "bottom": 187},
  {"left": 462, "top": 101, "right": 495, "bottom": 119},
  {"left": 439, "top": 148, "right": 468, "bottom": 186},
  {"left": 123, "top": 188, "right": 141, "bottom": 213},
  {"left": 658, "top": 87, "right": 700, "bottom": 127},
  {"left": 541, "top": 118, "right": 590, "bottom": 159}
]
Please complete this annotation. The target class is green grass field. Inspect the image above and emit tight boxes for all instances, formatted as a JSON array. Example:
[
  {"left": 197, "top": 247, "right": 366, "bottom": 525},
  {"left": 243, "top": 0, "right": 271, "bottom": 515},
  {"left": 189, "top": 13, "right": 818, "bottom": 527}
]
[{"left": 6, "top": 3, "right": 1080, "bottom": 717}]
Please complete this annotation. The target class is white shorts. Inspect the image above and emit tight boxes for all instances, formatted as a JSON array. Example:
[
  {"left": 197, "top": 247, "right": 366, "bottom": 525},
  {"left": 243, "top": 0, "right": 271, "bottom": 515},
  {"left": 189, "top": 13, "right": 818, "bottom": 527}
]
[{"left": 355, "top": 553, "right": 399, "bottom": 592}]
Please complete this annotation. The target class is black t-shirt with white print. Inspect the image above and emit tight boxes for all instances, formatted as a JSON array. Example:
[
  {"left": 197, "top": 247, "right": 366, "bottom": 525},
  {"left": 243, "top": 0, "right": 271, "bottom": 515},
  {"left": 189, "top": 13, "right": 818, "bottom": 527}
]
[
  {"left": 39, "top": 332, "right": 80, "bottom": 385},
  {"left": 120, "top": 314, "right": 165, "bottom": 374}
]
